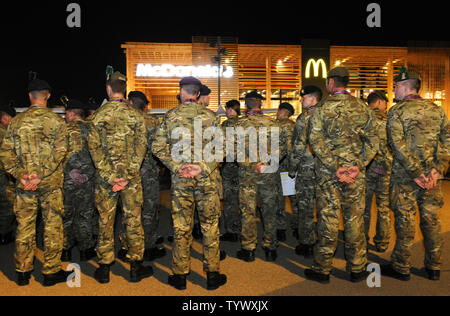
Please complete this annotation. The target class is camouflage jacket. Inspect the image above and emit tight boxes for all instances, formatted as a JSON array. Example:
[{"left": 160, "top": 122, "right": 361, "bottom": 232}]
[
  {"left": 0, "top": 105, "right": 67, "bottom": 189},
  {"left": 222, "top": 116, "right": 240, "bottom": 177},
  {"left": 152, "top": 102, "right": 221, "bottom": 177},
  {"left": 368, "top": 108, "right": 393, "bottom": 175},
  {"left": 387, "top": 97, "right": 450, "bottom": 182},
  {"left": 88, "top": 99, "right": 147, "bottom": 185},
  {"left": 141, "top": 113, "right": 160, "bottom": 174},
  {"left": 277, "top": 118, "right": 296, "bottom": 172},
  {"left": 0, "top": 124, "right": 7, "bottom": 171},
  {"left": 309, "top": 94, "right": 379, "bottom": 179},
  {"left": 234, "top": 113, "right": 287, "bottom": 175},
  {"left": 289, "top": 107, "right": 315, "bottom": 176},
  {"left": 64, "top": 119, "right": 96, "bottom": 185}
]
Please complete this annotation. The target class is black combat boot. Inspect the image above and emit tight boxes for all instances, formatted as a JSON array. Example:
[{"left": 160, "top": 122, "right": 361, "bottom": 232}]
[
  {"left": 130, "top": 261, "right": 153, "bottom": 283},
  {"left": 61, "top": 248, "right": 72, "bottom": 262},
  {"left": 304, "top": 269, "right": 330, "bottom": 284},
  {"left": 168, "top": 274, "right": 187, "bottom": 290},
  {"left": 16, "top": 272, "right": 32, "bottom": 286},
  {"left": 94, "top": 264, "right": 111, "bottom": 284},
  {"left": 144, "top": 247, "right": 167, "bottom": 261},
  {"left": 80, "top": 247, "right": 97, "bottom": 262},
  {"left": 426, "top": 269, "right": 440, "bottom": 281},
  {"left": 236, "top": 249, "right": 255, "bottom": 262},
  {"left": 220, "top": 232, "right": 239, "bottom": 242},
  {"left": 207, "top": 272, "right": 227, "bottom": 291},
  {"left": 0, "top": 232, "right": 14, "bottom": 245},
  {"left": 350, "top": 271, "right": 369, "bottom": 283},
  {"left": 277, "top": 230, "right": 287, "bottom": 242},
  {"left": 263, "top": 248, "right": 278, "bottom": 262},
  {"left": 117, "top": 248, "right": 129, "bottom": 262},
  {"left": 43, "top": 270, "right": 72, "bottom": 287},
  {"left": 380, "top": 264, "right": 410, "bottom": 281},
  {"left": 295, "top": 244, "right": 314, "bottom": 259}
]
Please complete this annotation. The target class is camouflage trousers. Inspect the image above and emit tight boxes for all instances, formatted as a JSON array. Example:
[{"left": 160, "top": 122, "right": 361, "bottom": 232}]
[
  {"left": 276, "top": 177, "right": 298, "bottom": 231},
  {"left": 239, "top": 171, "right": 279, "bottom": 251},
  {"left": 14, "top": 188, "right": 64, "bottom": 275},
  {"left": 96, "top": 179, "right": 145, "bottom": 265},
  {"left": 0, "top": 172, "right": 15, "bottom": 234},
  {"left": 295, "top": 175, "right": 317, "bottom": 246},
  {"left": 364, "top": 170, "right": 392, "bottom": 250},
  {"left": 222, "top": 163, "right": 241, "bottom": 234},
  {"left": 390, "top": 181, "right": 444, "bottom": 274},
  {"left": 63, "top": 180, "right": 96, "bottom": 251},
  {"left": 312, "top": 173, "right": 367, "bottom": 275},
  {"left": 120, "top": 168, "right": 160, "bottom": 250},
  {"left": 170, "top": 172, "right": 221, "bottom": 275}
]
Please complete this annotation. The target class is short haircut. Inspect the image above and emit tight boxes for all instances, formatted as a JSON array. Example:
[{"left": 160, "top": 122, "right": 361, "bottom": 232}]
[
  {"left": 406, "top": 79, "right": 421, "bottom": 93},
  {"left": 310, "top": 90, "right": 323, "bottom": 102},
  {"left": 245, "top": 98, "right": 262, "bottom": 109},
  {"left": 329, "top": 76, "right": 350, "bottom": 88},
  {"left": 181, "top": 84, "right": 201, "bottom": 97},
  {"left": 129, "top": 97, "right": 147, "bottom": 111},
  {"left": 106, "top": 79, "right": 127, "bottom": 95},
  {"left": 67, "top": 108, "right": 87, "bottom": 120},
  {"left": 367, "top": 93, "right": 385, "bottom": 106},
  {"left": 226, "top": 100, "right": 241, "bottom": 115},
  {"left": 30, "top": 90, "right": 50, "bottom": 100}
]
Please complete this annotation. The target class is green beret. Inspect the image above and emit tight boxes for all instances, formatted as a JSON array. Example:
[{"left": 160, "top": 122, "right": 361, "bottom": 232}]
[
  {"left": 108, "top": 71, "right": 127, "bottom": 82},
  {"left": 179, "top": 76, "right": 202, "bottom": 87},
  {"left": 279, "top": 102, "right": 295, "bottom": 115},
  {"left": 245, "top": 91, "right": 264, "bottom": 100},
  {"left": 128, "top": 91, "right": 149, "bottom": 105},
  {"left": 328, "top": 67, "right": 349, "bottom": 78},
  {"left": 394, "top": 67, "right": 421, "bottom": 83},
  {"left": 28, "top": 79, "right": 52, "bottom": 93}
]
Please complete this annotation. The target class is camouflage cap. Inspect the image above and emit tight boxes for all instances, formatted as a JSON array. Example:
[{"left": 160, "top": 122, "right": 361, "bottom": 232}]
[
  {"left": 245, "top": 90, "right": 264, "bottom": 100},
  {"left": 0, "top": 104, "right": 17, "bottom": 117},
  {"left": 200, "top": 85, "right": 212, "bottom": 96},
  {"left": 66, "top": 99, "right": 88, "bottom": 111},
  {"left": 28, "top": 79, "right": 52, "bottom": 93},
  {"left": 128, "top": 91, "right": 149, "bottom": 105},
  {"left": 179, "top": 76, "right": 202, "bottom": 87},
  {"left": 394, "top": 67, "right": 421, "bottom": 83},
  {"left": 328, "top": 67, "right": 350, "bottom": 78},
  {"left": 279, "top": 102, "right": 295, "bottom": 115}
]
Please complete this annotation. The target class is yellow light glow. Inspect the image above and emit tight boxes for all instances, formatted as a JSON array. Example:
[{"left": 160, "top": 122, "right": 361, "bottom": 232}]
[{"left": 305, "top": 59, "right": 327, "bottom": 79}]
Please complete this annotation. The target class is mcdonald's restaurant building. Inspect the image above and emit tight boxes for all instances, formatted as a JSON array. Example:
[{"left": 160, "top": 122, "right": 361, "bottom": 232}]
[{"left": 122, "top": 38, "right": 450, "bottom": 116}]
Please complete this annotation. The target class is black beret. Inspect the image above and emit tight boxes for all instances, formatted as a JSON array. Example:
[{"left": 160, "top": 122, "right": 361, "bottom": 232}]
[
  {"left": 394, "top": 67, "right": 421, "bottom": 83},
  {"left": 128, "top": 91, "right": 149, "bottom": 105},
  {"left": 179, "top": 76, "right": 202, "bottom": 87},
  {"left": 66, "top": 99, "right": 87, "bottom": 111},
  {"left": 200, "top": 85, "right": 212, "bottom": 96},
  {"left": 245, "top": 91, "right": 264, "bottom": 100},
  {"left": 0, "top": 105, "right": 17, "bottom": 118},
  {"left": 279, "top": 102, "right": 295, "bottom": 115},
  {"left": 28, "top": 79, "right": 52, "bottom": 93},
  {"left": 300, "top": 85, "right": 323, "bottom": 97}
]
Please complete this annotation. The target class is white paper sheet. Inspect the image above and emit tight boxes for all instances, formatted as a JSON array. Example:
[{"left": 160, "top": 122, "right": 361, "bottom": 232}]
[{"left": 280, "top": 172, "right": 296, "bottom": 196}]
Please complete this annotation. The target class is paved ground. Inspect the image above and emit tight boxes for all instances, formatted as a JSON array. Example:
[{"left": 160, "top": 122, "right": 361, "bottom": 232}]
[{"left": 0, "top": 182, "right": 449, "bottom": 296}]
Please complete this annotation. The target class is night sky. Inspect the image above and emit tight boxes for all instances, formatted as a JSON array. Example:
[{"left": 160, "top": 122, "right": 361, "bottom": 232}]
[{"left": 1, "top": 0, "right": 448, "bottom": 107}]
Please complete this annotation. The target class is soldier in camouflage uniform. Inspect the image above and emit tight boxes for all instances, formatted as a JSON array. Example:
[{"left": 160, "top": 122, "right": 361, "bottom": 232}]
[
  {"left": 0, "top": 104, "right": 17, "bottom": 245},
  {"left": 275, "top": 102, "right": 297, "bottom": 242},
  {"left": 304, "top": 67, "right": 379, "bottom": 284},
  {"left": 117, "top": 91, "right": 166, "bottom": 262},
  {"left": 0, "top": 79, "right": 71, "bottom": 287},
  {"left": 364, "top": 91, "right": 393, "bottom": 253},
  {"left": 382, "top": 68, "right": 450, "bottom": 282},
  {"left": 235, "top": 91, "right": 287, "bottom": 263},
  {"left": 289, "top": 86, "right": 322, "bottom": 258},
  {"left": 220, "top": 100, "right": 242, "bottom": 243},
  {"left": 152, "top": 77, "right": 227, "bottom": 291},
  {"left": 62, "top": 99, "right": 97, "bottom": 263},
  {"left": 88, "top": 69, "right": 153, "bottom": 284}
]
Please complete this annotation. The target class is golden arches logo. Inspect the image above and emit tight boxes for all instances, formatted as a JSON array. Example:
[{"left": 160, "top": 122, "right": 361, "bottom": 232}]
[{"left": 305, "top": 59, "right": 327, "bottom": 79}]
